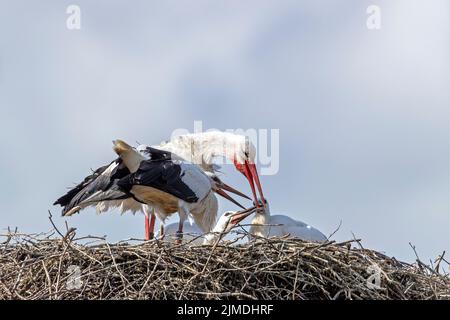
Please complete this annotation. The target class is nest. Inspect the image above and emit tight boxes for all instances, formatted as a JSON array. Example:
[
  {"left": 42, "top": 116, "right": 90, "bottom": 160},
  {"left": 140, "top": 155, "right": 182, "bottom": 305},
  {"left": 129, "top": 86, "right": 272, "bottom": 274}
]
[{"left": 0, "top": 227, "right": 448, "bottom": 300}]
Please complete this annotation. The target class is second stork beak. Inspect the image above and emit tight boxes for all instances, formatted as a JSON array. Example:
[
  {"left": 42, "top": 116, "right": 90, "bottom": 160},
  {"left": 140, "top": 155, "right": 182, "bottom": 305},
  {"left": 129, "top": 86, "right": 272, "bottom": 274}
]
[
  {"left": 241, "top": 161, "right": 266, "bottom": 208},
  {"left": 220, "top": 182, "right": 251, "bottom": 200},
  {"left": 230, "top": 206, "right": 257, "bottom": 225},
  {"left": 215, "top": 182, "right": 250, "bottom": 210}
]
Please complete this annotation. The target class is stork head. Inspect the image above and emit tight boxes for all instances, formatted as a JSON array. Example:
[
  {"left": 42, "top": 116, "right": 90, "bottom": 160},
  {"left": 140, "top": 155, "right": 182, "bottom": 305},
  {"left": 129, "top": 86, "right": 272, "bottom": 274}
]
[
  {"left": 205, "top": 172, "right": 251, "bottom": 210},
  {"left": 230, "top": 137, "right": 266, "bottom": 209},
  {"left": 253, "top": 198, "right": 270, "bottom": 215},
  {"left": 213, "top": 206, "right": 258, "bottom": 233}
]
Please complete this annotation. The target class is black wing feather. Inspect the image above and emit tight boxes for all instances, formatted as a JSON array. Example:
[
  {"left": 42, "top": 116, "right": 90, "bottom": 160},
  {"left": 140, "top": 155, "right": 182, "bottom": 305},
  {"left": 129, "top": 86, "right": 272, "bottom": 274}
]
[
  {"left": 53, "top": 163, "right": 111, "bottom": 207},
  {"left": 140, "top": 146, "right": 172, "bottom": 161},
  {"left": 118, "top": 159, "right": 199, "bottom": 203},
  {"left": 54, "top": 158, "right": 132, "bottom": 215}
]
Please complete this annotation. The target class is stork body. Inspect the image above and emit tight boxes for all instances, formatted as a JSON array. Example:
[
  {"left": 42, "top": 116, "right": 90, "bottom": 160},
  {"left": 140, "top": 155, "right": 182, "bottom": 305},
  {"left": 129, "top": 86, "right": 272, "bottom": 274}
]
[
  {"left": 115, "top": 141, "right": 250, "bottom": 236},
  {"left": 55, "top": 141, "right": 225, "bottom": 239},
  {"left": 250, "top": 200, "right": 327, "bottom": 242}
]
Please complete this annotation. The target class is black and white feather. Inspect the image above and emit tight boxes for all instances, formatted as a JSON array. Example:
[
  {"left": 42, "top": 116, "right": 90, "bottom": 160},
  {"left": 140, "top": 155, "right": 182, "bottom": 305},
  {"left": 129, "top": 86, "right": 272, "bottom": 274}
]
[
  {"left": 54, "top": 142, "right": 219, "bottom": 233},
  {"left": 53, "top": 158, "right": 144, "bottom": 217}
]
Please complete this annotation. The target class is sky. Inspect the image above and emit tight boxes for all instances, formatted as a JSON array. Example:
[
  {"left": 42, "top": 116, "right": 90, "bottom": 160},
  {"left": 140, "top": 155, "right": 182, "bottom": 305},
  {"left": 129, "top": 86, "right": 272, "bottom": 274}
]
[{"left": 0, "top": 0, "right": 448, "bottom": 264}]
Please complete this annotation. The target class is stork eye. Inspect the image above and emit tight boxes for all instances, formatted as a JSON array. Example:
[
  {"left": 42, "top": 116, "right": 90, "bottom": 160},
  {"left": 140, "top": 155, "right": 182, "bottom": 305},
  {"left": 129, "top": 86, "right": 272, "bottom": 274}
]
[{"left": 224, "top": 211, "right": 233, "bottom": 216}]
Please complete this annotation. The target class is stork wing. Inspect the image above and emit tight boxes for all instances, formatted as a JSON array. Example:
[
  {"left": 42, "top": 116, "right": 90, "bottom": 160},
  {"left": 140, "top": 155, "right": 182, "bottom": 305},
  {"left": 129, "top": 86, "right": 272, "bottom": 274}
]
[
  {"left": 54, "top": 158, "right": 136, "bottom": 216},
  {"left": 137, "top": 145, "right": 173, "bottom": 161},
  {"left": 118, "top": 159, "right": 200, "bottom": 203}
]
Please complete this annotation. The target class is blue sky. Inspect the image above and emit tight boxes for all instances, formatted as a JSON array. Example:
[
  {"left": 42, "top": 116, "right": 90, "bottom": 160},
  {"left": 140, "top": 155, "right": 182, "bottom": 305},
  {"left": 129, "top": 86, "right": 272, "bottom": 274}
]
[{"left": 0, "top": 0, "right": 449, "bottom": 263}]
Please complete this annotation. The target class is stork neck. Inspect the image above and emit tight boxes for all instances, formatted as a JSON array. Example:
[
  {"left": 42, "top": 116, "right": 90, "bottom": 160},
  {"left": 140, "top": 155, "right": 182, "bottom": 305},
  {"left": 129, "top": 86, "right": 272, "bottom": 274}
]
[
  {"left": 202, "top": 217, "right": 230, "bottom": 245},
  {"left": 190, "top": 132, "right": 244, "bottom": 165},
  {"left": 203, "top": 232, "right": 221, "bottom": 245}
]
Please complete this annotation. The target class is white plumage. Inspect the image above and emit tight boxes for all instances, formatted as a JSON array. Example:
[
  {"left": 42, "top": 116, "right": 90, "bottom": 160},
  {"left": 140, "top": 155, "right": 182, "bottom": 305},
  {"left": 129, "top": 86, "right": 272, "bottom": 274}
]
[
  {"left": 249, "top": 200, "right": 327, "bottom": 242},
  {"left": 154, "top": 131, "right": 254, "bottom": 171}
]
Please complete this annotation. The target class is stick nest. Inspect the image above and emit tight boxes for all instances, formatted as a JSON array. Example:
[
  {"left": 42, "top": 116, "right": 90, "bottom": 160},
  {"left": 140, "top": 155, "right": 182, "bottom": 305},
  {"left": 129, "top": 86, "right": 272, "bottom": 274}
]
[{"left": 0, "top": 230, "right": 448, "bottom": 300}]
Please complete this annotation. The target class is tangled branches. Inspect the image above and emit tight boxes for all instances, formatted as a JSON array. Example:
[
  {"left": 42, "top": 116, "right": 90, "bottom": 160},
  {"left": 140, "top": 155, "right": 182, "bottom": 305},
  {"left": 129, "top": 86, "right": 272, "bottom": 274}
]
[{"left": 0, "top": 229, "right": 448, "bottom": 300}]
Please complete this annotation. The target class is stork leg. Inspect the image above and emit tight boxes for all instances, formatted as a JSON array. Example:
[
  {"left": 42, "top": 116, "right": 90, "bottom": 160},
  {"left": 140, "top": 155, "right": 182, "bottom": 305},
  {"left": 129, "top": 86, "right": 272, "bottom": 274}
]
[
  {"left": 149, "top": 210, "right": 156, "bottom": 239},
  {"left": 144, "top": 213, "right": 150, "bottom": 240},
  {"left": 176, "top": 220, "right": 183, "bottom": 244},
  {"left": 159, "top": 225, "right": 165, "bottom": 239},
  {"left": 176, "top": 204, "right": 189, "bottom": 244},
  {"left": 144, "top": 211, "right": 156, "bottom": 240}
]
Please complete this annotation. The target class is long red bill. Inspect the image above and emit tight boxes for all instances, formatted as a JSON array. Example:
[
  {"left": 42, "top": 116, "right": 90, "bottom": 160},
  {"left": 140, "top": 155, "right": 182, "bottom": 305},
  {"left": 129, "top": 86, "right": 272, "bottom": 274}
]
[
  {"left": 242, "top": 162, "right": 259, "bottom": 207},
  {"left": 230, "top": 206, "right": 257, "bottom": 225},
  {"left": 247, "top": 162, "right": 266, "bottom": 207},
  {"left": 220, "top": 182, "right": 252, "bottom": 200},
  {"left": 215, "top": 189, "right": 246, "bottom": 209},
  {"left": 243, "top": 161, "right": 266, "bottom": 208}
]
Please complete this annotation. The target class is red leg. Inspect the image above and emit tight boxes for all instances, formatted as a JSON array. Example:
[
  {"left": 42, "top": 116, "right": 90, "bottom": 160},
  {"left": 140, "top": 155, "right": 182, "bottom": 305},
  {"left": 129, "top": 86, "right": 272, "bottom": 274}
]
[
  {"left": 144, "top": 214, "right": 150, "bottom": 240},
  {"left": 149, "top": 213, "right": 156, "bottom": 239}
]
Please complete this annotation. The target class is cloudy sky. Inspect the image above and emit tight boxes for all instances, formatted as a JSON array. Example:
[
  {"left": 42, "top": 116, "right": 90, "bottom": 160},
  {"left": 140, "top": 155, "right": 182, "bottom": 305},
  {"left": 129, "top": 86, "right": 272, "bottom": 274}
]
[{"left": 0, "top": 0, "right": 448, "bottom": 263}]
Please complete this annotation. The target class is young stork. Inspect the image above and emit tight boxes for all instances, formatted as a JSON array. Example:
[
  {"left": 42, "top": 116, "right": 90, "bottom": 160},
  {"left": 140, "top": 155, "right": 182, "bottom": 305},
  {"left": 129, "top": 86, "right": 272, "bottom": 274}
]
[
  {"left": 249, "top": 199, "right": 327, "bottom": 242},
  {"left": 151, "top": 131, "right": 267, "bottom": 209}
]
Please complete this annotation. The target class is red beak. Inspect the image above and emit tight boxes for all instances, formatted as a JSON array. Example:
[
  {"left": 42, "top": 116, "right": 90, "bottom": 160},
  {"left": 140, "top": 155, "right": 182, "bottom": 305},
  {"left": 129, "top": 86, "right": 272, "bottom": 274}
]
[
  {"left": 215, "top": 188, "right": 246, "bottom": 210},
  {"left": 230, "top": 206, "right": 257, "bottom": 225},
  {"left": 234, "top": 160, "right": 266, "bottom": 208}
]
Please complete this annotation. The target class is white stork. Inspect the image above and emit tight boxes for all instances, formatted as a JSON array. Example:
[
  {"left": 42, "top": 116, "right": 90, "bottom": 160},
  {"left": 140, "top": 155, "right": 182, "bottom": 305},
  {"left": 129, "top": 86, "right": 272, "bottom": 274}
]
[
  {"left": 54, "top": 140, "right": 249, "bottom": 241},
  {"left": 112, "top": 140, "right": 218, "bottom": 239},
  {"left": 114, "top": 140, "right": 253, "bottom": 240},
  {"left": 250, "top": 199, "right": 327, "bottom": 242}
]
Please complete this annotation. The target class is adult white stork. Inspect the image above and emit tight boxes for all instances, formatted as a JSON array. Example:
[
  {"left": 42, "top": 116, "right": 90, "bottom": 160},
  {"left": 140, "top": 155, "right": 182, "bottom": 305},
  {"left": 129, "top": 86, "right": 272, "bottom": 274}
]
[
  {"left": 111, "top": 139, "right": 218, "bottom": 240},
  {"left": 114, "top": 140, "right": 251, "bottom": 240},
  {"left": 161, "top": 207, "right": 258, "bottom": 245},
  {"left": 53, "top": 141, "right": 249, "bottom": 240},
  {"left": 249, "top": 199, "right": 327, "bottom": 242},
  {"left": 150, "top": 131, "right": 267, "bottom": 209}
]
